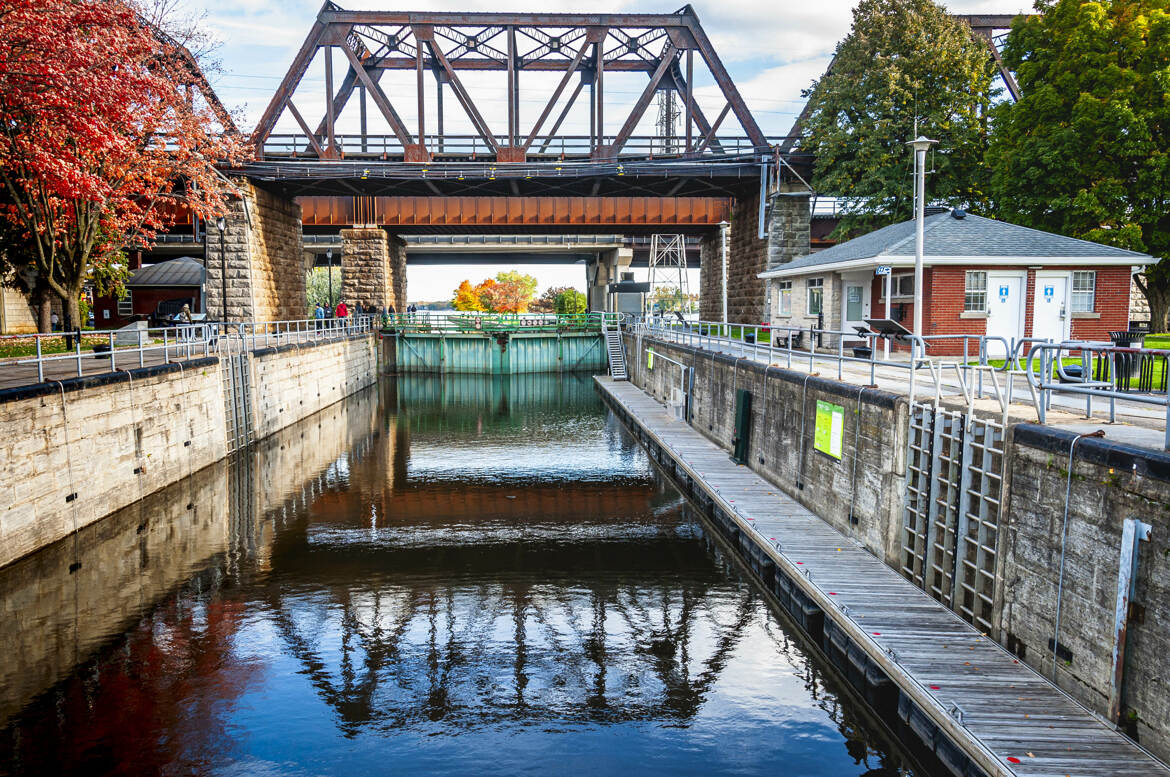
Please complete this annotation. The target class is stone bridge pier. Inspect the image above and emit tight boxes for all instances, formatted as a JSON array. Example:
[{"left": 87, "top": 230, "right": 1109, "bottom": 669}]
[
  {"left": 203, "top": 180, "right": 307, "bottom": 322},
  {"left": 340, "top": 228, "right": 407, "bottom": 313},
  {"left": 699, "top": 184, "right": 810, "bottom": 324}
]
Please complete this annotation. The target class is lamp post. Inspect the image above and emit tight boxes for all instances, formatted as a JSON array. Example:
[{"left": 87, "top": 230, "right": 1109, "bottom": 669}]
[
  {"left": 719, "top": 220, "right": 729, "bottom": 327},
  {"left": 216, "top": 216, "right": 227, "bottom": 322},
  {"left": 326, "top": 248, "right": 334, "bottom": 313},
  {"left": 907, "top": 135, "right": 937, "bottom": 337}
]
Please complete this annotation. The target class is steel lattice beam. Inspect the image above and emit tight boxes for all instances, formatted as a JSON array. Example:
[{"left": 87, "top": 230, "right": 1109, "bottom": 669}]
[{"left": 250, "top": 2, "right": 768, "bottom": 164}]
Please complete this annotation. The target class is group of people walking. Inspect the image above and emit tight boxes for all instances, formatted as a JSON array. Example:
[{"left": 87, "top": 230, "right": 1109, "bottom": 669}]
[{"left": 313, "top": 301, "right": 420, "bottom": 326}]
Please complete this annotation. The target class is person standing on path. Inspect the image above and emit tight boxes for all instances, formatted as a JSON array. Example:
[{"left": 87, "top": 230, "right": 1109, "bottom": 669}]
[{"left": 335, "top": 300, "right": 348, "bottom": 320}]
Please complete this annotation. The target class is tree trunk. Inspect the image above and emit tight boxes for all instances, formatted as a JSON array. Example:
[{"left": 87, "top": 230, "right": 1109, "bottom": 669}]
[
  {"left": 32, "top": 283, "right": 51, "bottom": 334},
  {"left": 1149, "top": 292, "right": 1169, "bottom": 335}
]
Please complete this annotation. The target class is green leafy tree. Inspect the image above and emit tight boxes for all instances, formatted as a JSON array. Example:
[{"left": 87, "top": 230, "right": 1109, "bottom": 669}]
[
  {"left": 306, "top": 266, "right": 341, "bottom": 313},
  {"left": 553, "top": 288, "right": 587, "bottom": 315},
  {"left": 987, "top": 0, "right": 1170, "bottom": 329},
  {"left": 801, "top": 0, "right": 996, "bottom": 235},
  {"left": 531, "top": 285, "right": 572, "bottom": 313},
  {"left": 494, "top": 270, "right": 538, "bottom": 301}
]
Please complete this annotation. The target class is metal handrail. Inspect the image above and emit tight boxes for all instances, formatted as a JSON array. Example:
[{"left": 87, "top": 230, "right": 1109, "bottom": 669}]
[{"left": 382, "top": 311, "right": 618, "bottom": 335}]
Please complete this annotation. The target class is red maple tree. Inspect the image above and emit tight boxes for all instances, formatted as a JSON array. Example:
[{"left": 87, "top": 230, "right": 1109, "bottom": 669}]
[{"left": 0, "top": 0, "right": 248, "bottom": 330}]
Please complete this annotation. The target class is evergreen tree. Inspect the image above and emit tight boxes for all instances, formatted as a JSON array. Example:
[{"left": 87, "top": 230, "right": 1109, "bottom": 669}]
[
  {"left": 987, "top": 0, "right": 1170, "bottom": 328},
  {"left": 801, "top": 0, "right": 996, "bottom": 235}
]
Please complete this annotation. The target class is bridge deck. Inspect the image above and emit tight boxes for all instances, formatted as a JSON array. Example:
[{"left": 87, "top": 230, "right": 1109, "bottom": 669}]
[{"left": 595, "top": 376, "right": 1169, "bottom": 777}]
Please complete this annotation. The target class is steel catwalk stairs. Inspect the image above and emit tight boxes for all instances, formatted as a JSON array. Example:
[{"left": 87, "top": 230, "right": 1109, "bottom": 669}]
[{"left": 605, "top": 327, "right": 628, "bottom": 380}]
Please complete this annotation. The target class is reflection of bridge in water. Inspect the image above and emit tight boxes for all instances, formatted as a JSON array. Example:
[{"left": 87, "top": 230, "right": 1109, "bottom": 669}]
[{"left": 0, "top": 376, "right": 911, "bottom": 775}]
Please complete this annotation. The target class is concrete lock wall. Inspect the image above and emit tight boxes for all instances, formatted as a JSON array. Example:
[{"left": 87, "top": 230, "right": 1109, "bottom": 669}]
[
  {"left": 0, "top": 359, "right": 227, "bottom": 570},
  {"left": 623, "top": 332, "right": 909, "bottom": 566},
  {"left": 249, "top": 335, "right": 378, "bottom": 440},
  {"left": 0, "top": 333, "right": 379, "bottom": 570},
  {"left": 204, "top": 180, "right": 306, "bottom": 321},
  {"left": 624, "top": 330, "right": 1170, "bottom": 760},
  {"left": 0, "top": 383, "right": 382, "bottom": 728},
  {"left": 999, "top": 426, "right": 1170, "bottom": 759}
]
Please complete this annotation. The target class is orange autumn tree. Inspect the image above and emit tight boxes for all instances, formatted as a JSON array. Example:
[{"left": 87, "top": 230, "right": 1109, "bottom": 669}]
[
  {"left": 452, "top": 279, "right": 485, "bottom": 311},
  {"left": 451, "top": 272, "right": 537, "bottom": 313},
  {"left": 0, "top": 0, "right": 248, "bottom": 330}
]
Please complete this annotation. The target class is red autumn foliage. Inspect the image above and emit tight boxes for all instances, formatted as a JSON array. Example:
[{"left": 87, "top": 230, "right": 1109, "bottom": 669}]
[{"left": 0, "top": 0, "right": 249, "bottom": 328}]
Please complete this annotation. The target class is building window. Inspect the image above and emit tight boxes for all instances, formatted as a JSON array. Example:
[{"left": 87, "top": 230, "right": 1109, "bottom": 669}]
[
  {"left": 777, "top": 281, "right": 792, "bottom": 315},
  {"left": 964, "top": 271, "right": 987, "bottom": 312},
  {"left": 889, "top": 274, "right": 915, "bottom": 299},
  {"left": 117, "top": 291, "right": 133, "bottom": 317},
  {"left": 1071, "top": 271, "right": 1096, "bottom": 312},
  {"left": 807, "top": 278, "right": 823, "bottom": 316}
]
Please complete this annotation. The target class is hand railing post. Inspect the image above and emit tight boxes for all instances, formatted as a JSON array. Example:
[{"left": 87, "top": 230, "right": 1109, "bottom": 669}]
[{"left": 35, "top": 337, "right": 44, "bottom": 383}]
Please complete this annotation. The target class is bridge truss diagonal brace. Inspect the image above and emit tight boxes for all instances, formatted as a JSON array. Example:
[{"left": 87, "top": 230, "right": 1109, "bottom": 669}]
[
  {"left": 417, "top": 25, "right": 500, "bottom": 153},
  {"left": 251, "top": 10, "right": 331, "bottom": 154},
  {"left": 339, "top": 38, "right": 415, "bottom": 147}
]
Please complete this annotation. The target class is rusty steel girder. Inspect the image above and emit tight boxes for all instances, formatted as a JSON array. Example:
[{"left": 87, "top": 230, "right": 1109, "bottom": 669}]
[{"left": 298, "top": 195, "right": 731, "bottom": 231}]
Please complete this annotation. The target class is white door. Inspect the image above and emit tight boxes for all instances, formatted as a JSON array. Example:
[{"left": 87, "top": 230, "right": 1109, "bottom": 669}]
[
  {"left": 1032, "top": 273, "right": 1069, "bottom": 343},
  {"left": 985, "top": 273, "right": 1024, "bottom": 357},
  {"left": 842, "top": 276, "right": 871, "bottom": 334}
]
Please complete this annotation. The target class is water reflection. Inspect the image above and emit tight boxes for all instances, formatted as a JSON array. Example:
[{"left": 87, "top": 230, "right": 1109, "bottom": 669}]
[{"left": 0, "top": 374, "right": 915, "bottom": 776}]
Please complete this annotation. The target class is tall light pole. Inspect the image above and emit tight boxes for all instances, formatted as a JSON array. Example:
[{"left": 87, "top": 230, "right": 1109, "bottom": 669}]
[
  {"left": 216, "top": 216, "right": 227, "bottom": 322},
  {"left": 719, "top": 220, "right": 729, "bottom": 326},
  {"left": 907, "top": 135, "right": 937, "bottom": 337},
  {"left": 326, "top": 248, "right": 334, "bottom": 312}
]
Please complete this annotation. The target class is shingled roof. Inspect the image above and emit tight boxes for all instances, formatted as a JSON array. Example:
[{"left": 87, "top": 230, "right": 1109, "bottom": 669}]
[
  {"left": 126, "top": 256, "right": 204, "bottom": 287},
  {"left": 760, "top": 210, "right": 1148, "bottom": 279}
]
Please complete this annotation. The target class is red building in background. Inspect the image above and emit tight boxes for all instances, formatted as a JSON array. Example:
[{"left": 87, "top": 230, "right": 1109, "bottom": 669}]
[
  {"left": 759, "top": 209, "right": 1149, "bottom": 355},
  {"left": 94, "top": 256, "right": 204, "bottom": 328}
]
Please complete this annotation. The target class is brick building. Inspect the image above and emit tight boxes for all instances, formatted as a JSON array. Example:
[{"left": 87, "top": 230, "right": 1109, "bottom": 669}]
[
  {"left": 93, "top": 256, "right": 204, "bottom": 328},
  {"left": 758, "top": 209, "right": 1149, "bottom": 355}
]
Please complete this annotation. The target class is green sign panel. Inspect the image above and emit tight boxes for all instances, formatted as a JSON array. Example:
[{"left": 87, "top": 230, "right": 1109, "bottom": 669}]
[
  {"left": 813, "top": 400, "right": 845, "bottom": 460},
  {"left": 647, "top": 348, "right": 654, "bottom": 369}
]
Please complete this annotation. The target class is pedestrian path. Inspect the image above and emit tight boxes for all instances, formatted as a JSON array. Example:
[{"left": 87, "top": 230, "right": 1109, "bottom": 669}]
[{"left": 596, "top": 375, "right": 1169, "bottom": 777}]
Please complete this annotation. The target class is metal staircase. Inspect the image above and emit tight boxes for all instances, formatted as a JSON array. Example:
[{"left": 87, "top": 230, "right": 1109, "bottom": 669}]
[{"left": 602, "top": 316, "right": 628, "bottom": 380}]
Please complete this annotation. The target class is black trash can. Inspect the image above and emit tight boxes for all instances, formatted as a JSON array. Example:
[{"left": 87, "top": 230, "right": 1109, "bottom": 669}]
[
  {"left": 93, "top": 343, "right": 112, "bottom": 359},
  {"left": 1110, "top": 330, "right": 1144, "bottom": 385},
  {"left": 852, "top": 346, "right": 873, "bottom": 359}
]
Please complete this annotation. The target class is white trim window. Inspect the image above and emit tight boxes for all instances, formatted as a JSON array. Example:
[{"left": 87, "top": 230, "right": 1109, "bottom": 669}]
[
  {"left": 964, "top": 271, "right": 987, "bottom": 312},
  {"left": 1071, "top": 271, "right": 1096, "bottom": 312},
  {"left": 777, "top": 280, "right": 792, "bottom": 316},
  {"left": 117, "top": 291, "right": 133, "bottom": 317},
  {"left": 807, "top": 277, "right": 824, "bottom": 316},
  {"left": 886, "top": 273, "right": 914, "bottom": 299}
]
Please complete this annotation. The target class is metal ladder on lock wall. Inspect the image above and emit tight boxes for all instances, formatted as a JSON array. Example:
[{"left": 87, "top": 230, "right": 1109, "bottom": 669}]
[
  {"left": 221, "top": 344, "right": 254, "bottom": 453},
  {"left": 902, "top": 401, "right": 1005, "bottom": 635},
  {"left": 603, "top": 316, "right": 628, "bottom": 380}
]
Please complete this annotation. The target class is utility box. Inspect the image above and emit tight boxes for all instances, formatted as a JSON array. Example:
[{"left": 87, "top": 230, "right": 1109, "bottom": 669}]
[{"left": 732, "top": 389, "right": 752, "bottom": 464}]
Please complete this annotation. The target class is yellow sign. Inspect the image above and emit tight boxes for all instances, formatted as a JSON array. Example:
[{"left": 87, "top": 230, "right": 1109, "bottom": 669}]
[
  {"left": 813, "top": 400, "right": 845, "bottom": 460},
  {"left": 647, "top": 348, "right": 654, "bottom": 369}
]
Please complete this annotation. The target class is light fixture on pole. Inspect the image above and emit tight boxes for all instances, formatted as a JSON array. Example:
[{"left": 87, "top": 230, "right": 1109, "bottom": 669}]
[
  {"left": 216, "top": 216, "right": 227, "bottom": 322},
  {"left": 326, "top": 248, "right": 334, "bottom": 312},
  {"left": 907, "top": 135, "right": 936, "bottom": 338},
  {"left": 719, "top": 220, "right": 729, "bottom": 326}
]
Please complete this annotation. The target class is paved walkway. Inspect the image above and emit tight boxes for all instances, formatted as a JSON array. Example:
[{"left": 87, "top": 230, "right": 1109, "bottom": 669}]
[
  {"left": 631, "top": 328, "right": 1170, "bottom": 452},
  {"left": 597, "top": 375, "right": 1170, "bottom": 777}
]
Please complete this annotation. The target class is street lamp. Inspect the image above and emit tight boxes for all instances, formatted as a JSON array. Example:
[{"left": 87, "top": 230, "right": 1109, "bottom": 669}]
[
  {"left": 216, "top": 216, "right": 227, "bottom": 322},
  {"left": 326, "top": 248, "right": 334, "bottom": 312},
  {"left": 719, "top": 220, "right": 729, "bottom": 326},
  {"left": 907, "top": 135, "right": 937, "bottom": 337}
]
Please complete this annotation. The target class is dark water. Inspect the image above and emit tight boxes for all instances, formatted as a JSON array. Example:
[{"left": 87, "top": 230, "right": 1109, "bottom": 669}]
[{"left": 0, "top": 375, "right": 917, "bottom": 776}]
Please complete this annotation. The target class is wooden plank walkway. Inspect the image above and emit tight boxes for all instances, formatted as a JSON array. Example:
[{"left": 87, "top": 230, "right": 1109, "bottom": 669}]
[{"left": 596, "top": 376, "right": 1169, "bottom": 777}]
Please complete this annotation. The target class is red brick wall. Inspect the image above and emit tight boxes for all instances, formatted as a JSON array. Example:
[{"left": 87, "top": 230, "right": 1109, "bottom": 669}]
[{"left": 917, "top": 264, "right": 1131, "bottom": 355}]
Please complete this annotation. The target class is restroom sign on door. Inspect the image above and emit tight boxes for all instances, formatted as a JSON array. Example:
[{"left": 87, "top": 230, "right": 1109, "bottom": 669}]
[{"left": 998, "top": 285, "right": 1009, "bottom": 301}]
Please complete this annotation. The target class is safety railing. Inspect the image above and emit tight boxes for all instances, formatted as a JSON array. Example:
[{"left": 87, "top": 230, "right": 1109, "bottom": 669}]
[
  {"left": 1026, "top": 341, "right": 1170, "bottom": 449},
  {"left": 218, "top": 315, "right": 378, "bottom": 351},
  {"left": 0, "top": 325, "right": 218, "bottom": 384},
  {"left": 0, "top": 315, "right": 380, "bottom": 386},
  {"left": 381, "top": 311, "right": 618, "bottom": 335}
]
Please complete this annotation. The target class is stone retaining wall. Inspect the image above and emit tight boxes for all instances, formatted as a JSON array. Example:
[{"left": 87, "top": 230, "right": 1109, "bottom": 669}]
[{"left": 0, "top": 359, "right": 227, "bottom": 569}]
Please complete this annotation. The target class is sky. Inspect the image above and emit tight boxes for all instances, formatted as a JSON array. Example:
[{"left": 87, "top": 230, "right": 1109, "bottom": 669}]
[{"left": 190, "top": 0, "right": 1032, "bottom": 302}]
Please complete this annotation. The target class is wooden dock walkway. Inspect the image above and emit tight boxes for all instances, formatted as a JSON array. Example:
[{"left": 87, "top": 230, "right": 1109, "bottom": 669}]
[{"left": 595, "top": 376, "right": 1169, "bottom": 777}]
